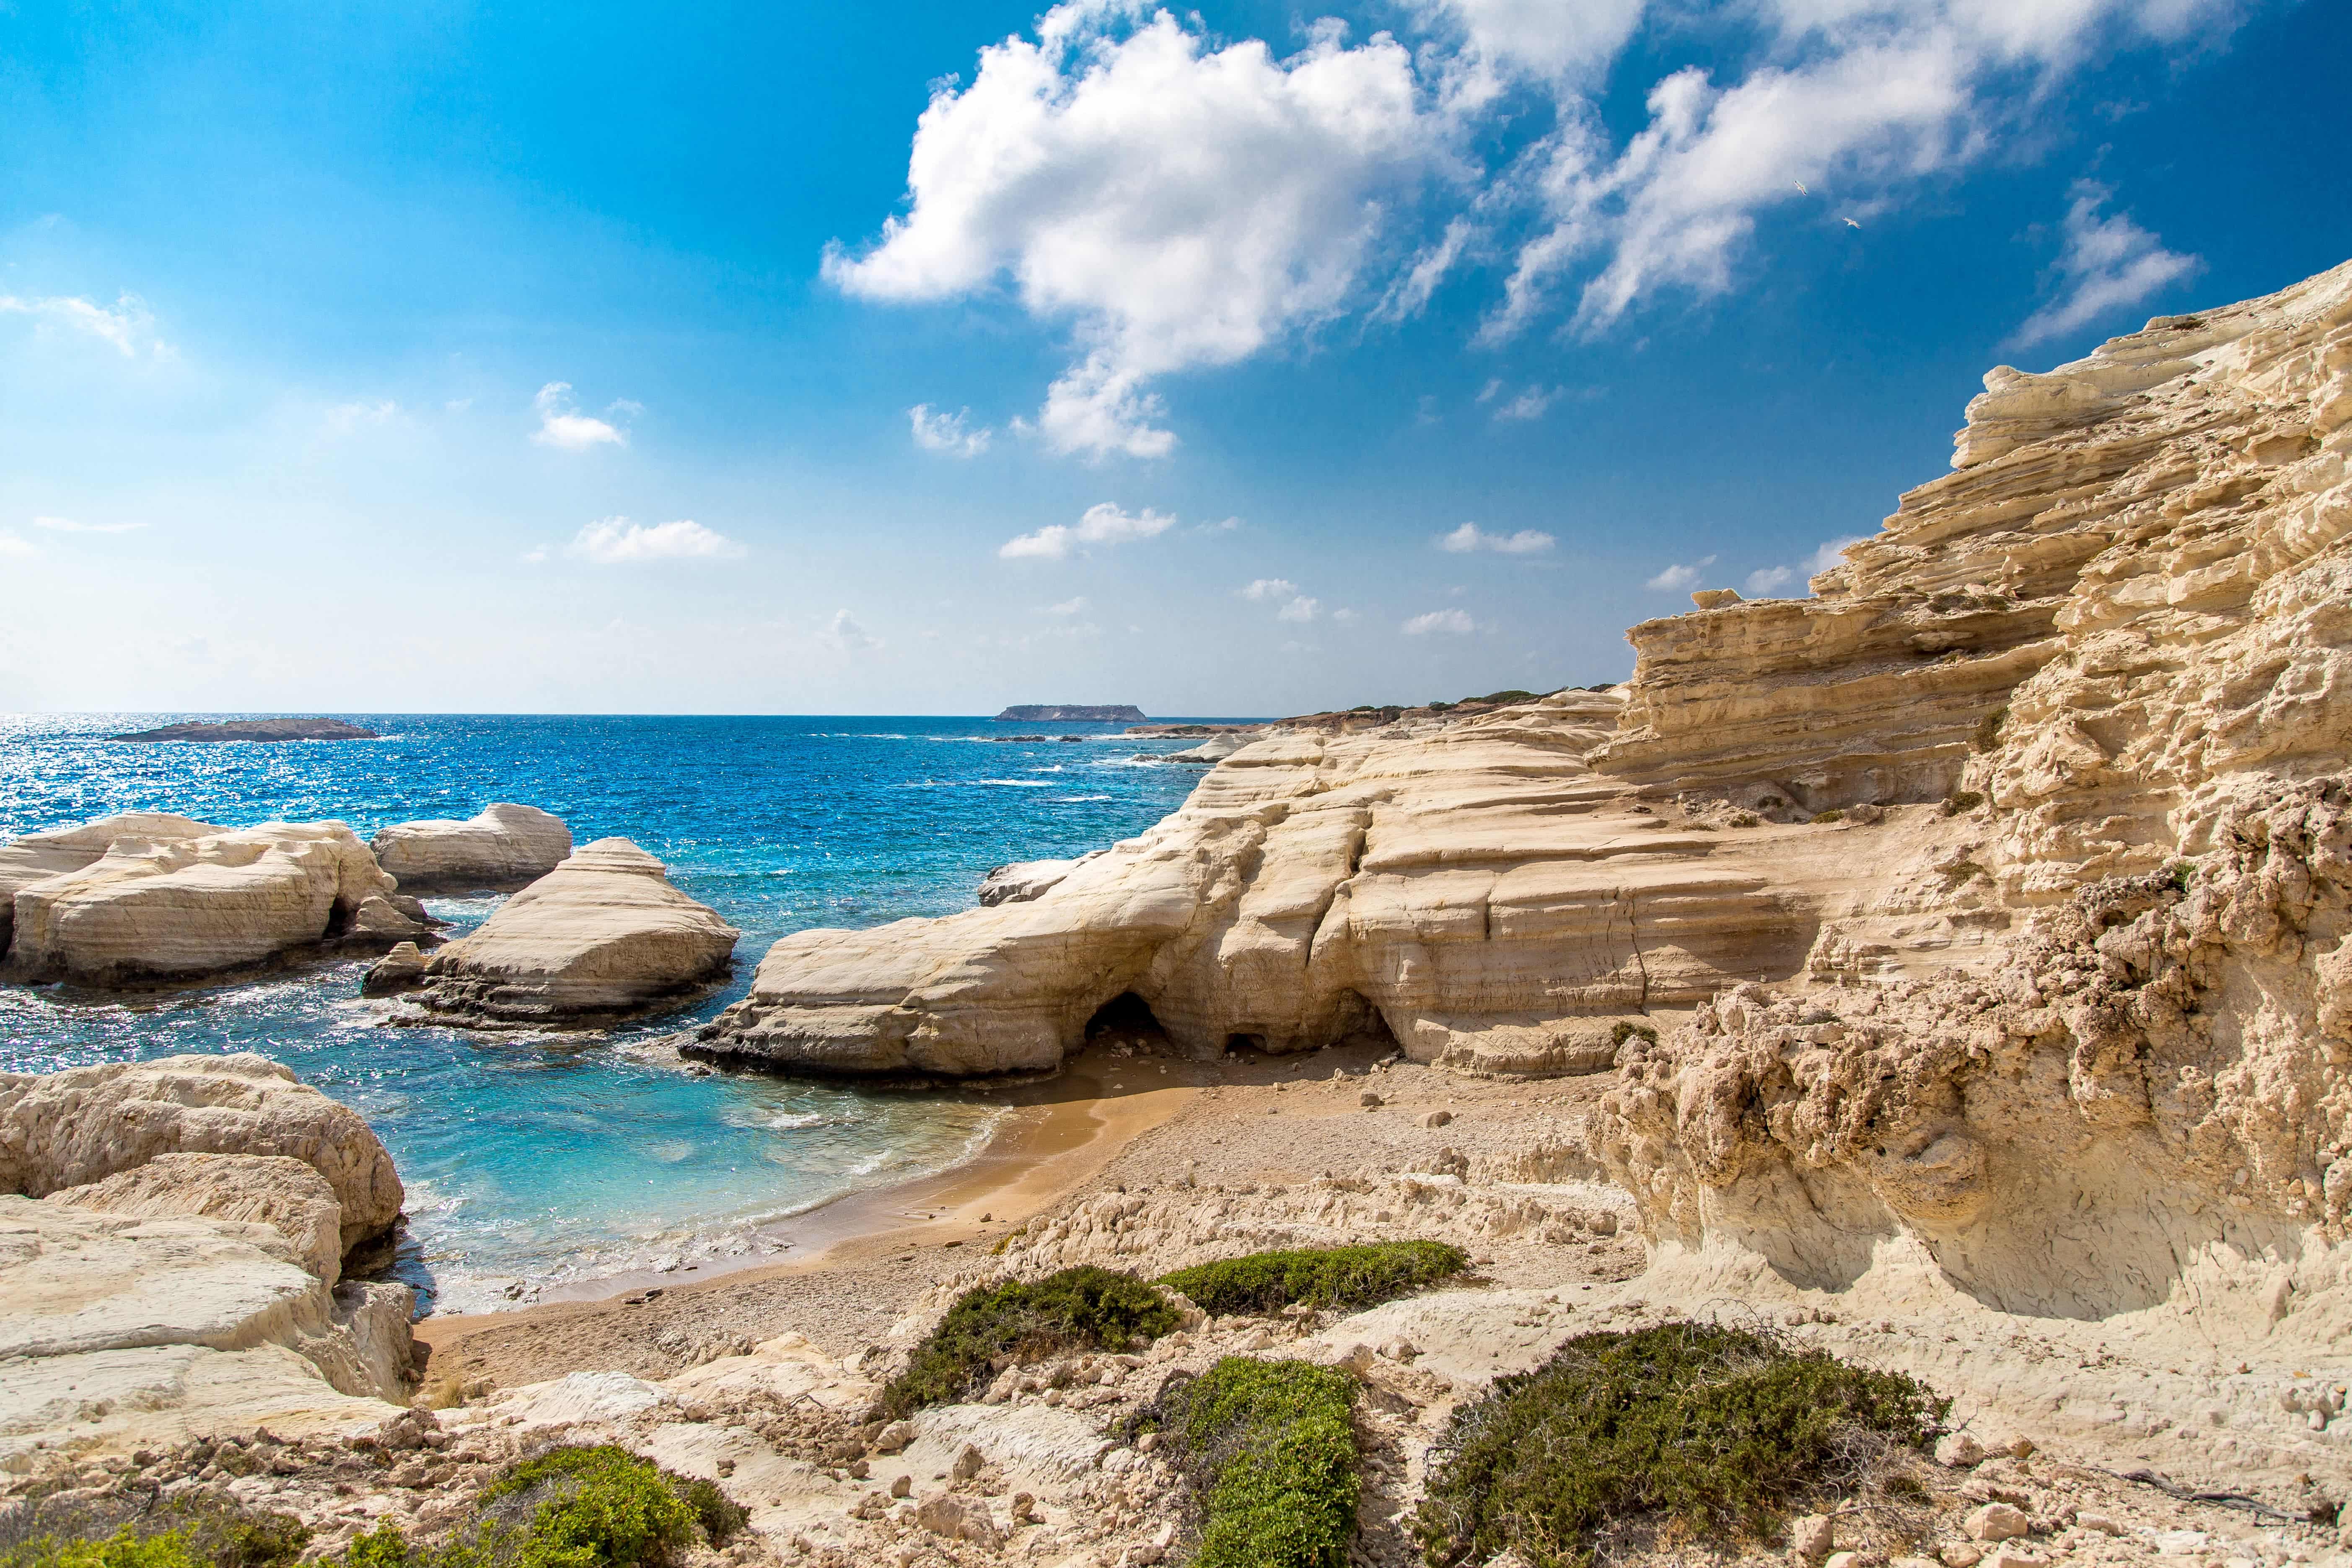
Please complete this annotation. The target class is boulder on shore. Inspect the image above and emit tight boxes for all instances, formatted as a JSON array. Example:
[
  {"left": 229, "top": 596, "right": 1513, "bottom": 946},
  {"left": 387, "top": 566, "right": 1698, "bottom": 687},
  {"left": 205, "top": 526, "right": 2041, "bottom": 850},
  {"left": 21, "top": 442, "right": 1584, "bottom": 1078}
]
[
  {"left": 404, "top": 838, "right": 738, "bottom": 1027},
  {"left": 0, "top": 816, "right": 428, "bottom": 985},
  {"left": 0, "top": 1052, "right": 405, "bottom": 1254},
  {"left": 370, "top": 802, "right": 574, "bottom": 894}
]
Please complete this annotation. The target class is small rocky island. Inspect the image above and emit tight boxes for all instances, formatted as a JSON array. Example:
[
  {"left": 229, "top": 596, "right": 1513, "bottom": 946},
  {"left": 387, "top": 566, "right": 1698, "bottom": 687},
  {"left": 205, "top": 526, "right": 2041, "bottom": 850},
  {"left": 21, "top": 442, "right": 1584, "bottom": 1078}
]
[
  {"left": 112, "top": 716, "right": 380, "bottom": 743},
  {"left": 992, "top": 704, "right": 1146, "bottom": 723}
]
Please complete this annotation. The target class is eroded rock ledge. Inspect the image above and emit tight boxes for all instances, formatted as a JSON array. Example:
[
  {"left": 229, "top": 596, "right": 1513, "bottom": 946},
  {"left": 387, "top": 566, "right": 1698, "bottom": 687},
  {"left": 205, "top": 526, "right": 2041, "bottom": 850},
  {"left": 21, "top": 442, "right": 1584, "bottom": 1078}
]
[{"left": 693, "top": 257, "right": 2352, "bottom": 1084}]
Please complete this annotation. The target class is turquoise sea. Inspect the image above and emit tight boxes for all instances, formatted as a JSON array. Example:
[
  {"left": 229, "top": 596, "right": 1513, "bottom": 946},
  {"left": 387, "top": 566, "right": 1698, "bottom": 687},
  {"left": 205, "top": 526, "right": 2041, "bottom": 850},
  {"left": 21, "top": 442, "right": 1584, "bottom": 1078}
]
[{"left": 0, "top": 713, "right": 1243, "bottom": 1313}]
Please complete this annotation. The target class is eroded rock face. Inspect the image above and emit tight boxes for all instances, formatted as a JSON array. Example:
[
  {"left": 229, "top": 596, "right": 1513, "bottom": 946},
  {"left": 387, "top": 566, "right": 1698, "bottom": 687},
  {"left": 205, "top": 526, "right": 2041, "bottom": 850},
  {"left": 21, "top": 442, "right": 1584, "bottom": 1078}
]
[
  {"left": 0, "top": 813, "right": 225, "bottom": 959},
  {"left": 370, "top": 803, "right": 574, "bottom": 894},
  {"left": 0, "top": 1053, "right": 404, "bottom": 1254},
  {"left": 693, "top": 259, "right": 2352, "bottom": 1102},
  {"left": 2, "top": 817, "right": 425, "bottom": 984},
  {"left": 45, "top": 1153, "right": 349, "bottom": 1284},
  {"left": 404, "top": 838, "right": 738, "bottom": 1028}
]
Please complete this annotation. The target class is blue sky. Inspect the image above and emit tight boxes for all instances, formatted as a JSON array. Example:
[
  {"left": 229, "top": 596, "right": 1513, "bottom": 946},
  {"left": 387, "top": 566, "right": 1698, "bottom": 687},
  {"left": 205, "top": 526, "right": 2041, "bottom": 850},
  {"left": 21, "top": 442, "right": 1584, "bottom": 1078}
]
[{"left": 0, "top": 0, "right": 2344, "bottom": 715}]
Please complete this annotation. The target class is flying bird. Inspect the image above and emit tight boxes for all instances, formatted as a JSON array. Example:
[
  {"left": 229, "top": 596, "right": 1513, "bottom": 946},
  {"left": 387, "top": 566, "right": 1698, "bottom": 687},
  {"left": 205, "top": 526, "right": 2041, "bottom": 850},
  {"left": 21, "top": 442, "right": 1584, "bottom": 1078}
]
[{"left": 1844, "top": 218, "right": 1862, "bottom": 229}]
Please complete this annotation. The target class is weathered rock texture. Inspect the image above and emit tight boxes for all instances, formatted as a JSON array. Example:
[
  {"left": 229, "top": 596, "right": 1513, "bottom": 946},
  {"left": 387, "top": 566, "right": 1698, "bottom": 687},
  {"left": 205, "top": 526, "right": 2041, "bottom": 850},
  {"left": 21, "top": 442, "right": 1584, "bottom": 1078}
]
[
  {"left": 0, "top": 1055, "right": 416, "bottom": 1470},
  {"left": 370, "top": 802, "right": 575, "bottom": 894},
  {"left": 404, "top": 838, "right": 738, "bottom": 1027},
  {"left": 0, "top": 1053, "right": 405, "bottom": 1254},
  {"left": 0, "top": 815, "right": 428, "bottom": 984}
]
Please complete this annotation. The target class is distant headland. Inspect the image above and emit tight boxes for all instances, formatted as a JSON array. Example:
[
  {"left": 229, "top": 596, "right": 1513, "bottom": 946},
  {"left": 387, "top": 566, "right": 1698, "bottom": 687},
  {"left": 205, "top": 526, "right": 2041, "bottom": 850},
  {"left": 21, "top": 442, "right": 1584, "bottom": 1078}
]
[
  {"left": 992, "top": 704, "right": 1146, "bottom": 723},
  {"left": 111, "top": 717, "right": 381, "bottom": 743}
]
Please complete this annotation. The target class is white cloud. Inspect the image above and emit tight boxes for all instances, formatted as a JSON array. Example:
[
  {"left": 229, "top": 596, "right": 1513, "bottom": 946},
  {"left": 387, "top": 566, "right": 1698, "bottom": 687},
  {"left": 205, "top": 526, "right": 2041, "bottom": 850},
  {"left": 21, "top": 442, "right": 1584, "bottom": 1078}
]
[
  {"left": 1278, "top": 596, "right": 1320, "bottom": 622},
  {"left": 910, "top": 403, "right": 993, "bottom": 456},
  {"left": 1741, "top": 534, "right": 1868, "bottom": 597},
  {"left": 1331, "top": 606, "right": 1359, "bottom": 622},
  {"left": 818, "top": 609, "right": 884, "bottom": 653},
  {"left": 1376, "top": 217, "right": 1475, "bottom": 323},
  {"left": 0, "top": 292, "right": 164, "bottom": 356},
  {"left": 1745, "top": 565, "right": 1797, "bottom": 594},
  {"left": 1645, "top": 553, "right": 1717, "bottom": 590},
  {"left": 1241, "top": 578, "right": 1299, "bottom": 601},
  {"left": 1440, "top": 522, "right": 1555, "bottom": 554},
  {"left": 2009, "top": 183, "right": 2200, "bottom": 348},
  {"left": 1493, "top": 385, "right": 1560, "bottom": 422},
  {"left": 32, "top": 516, "right": 143, "bottom": 534},
  {"left": 1403, "top": 607, "right": 1476, "bottom": 635},
  {"left": 1406, "top": 0, "right": 1650, "bottom": 84},
  {"left": 999, "top": 501, "right": 1176, "bottom": 560},
  {"left": 326, "top": 400, "right": 401, "bottom": 434},
  {"left": 532, "top": 382, "right": 630, "bottom": 451},
  {"left": 1046, "top": 595, "right": 1091, "bottom": 615},
  {"left": 1806, "top": 535, "right": 1865, "bottom": 574},
  {"left": 0, "top": 531, "right": 36, "bottom": 557},
  {"left": 1198, "top": 515, "right": 1241, "bottom": 533},
  {"left": 825, "top": 3, "right": 1439, "bottom": 459},
  {"left": 1475, "top": 377, "right": 1504, "bottom": 404},
  {"left": 566, "top": 517, "right": 743, "bottom": 565}
]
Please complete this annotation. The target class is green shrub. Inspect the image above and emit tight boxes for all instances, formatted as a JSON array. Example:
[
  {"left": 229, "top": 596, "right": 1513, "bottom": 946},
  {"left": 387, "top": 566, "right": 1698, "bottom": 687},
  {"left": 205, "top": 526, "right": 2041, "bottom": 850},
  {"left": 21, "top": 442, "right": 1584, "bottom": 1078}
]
[
  {"left": 479, "top": 1446, "right": 699, "bottom": 1568},
  {"left": 1165, "top": 1358, "right": 1361, "bottom": 1568},
  {"left": 1465, "top": 690, "right": 1537, "bottom": 706},
  {"left": 881, "top": 1266, "right": 1180, "bottom": 1418},
  {"left": 1608, "top": 1021, "right": 1657, "bottom": 1049},
  {"left": 1413, "top": 1323, "right": 1945, "bottom": 1568},
  {"left": 1940, "top": 790, "right": 1985, "bottom": 817},
  {"left": 1810, "top": 809, "right": 1844, "bottom": 824},
  {"left": 1159, "top": 1241, "right": 1466, "bottom": 1317},
  {"left": 0, "top": 1494, "right": 308, "bottom": 1568}
]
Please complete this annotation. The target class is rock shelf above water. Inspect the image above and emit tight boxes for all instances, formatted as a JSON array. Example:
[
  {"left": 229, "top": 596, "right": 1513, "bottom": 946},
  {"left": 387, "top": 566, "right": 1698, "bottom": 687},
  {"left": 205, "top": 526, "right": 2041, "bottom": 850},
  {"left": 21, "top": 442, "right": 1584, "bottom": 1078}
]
[{"left": 109, "top": 716, "right": 379, "bottom": 742}]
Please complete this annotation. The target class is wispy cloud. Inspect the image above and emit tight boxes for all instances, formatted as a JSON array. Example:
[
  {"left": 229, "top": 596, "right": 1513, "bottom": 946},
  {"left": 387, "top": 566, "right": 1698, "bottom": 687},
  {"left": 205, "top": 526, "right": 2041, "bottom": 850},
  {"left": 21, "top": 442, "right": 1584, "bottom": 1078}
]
[
  {"left": 565, "top": 517, "right": 743, "bottom": 564},
  {"left": 1645, "top": 555, "right": 1717, "bottom": 591},
  {"left": 0, "top": 531, "right": 36, "bottom": 558},
  {"left": 2010, "top": 183, "right": 2200, "bottom": 349},
  {"left": 910, "top": 403, "right": 992, "bottom": 456},
  {"left": 1745, "top": 565, "right": 1796, "bottom": 594},
  {"left": 533, "top": 382, "right": 631, "bottom": 451},
  {"left": 1240, "top": 578, "right": 1298, "bottom": 601},
  {"left": 32, "top": 516, "right": 144, "bottom": 534},
  {"left": 1439, "top": 522, "right": 1554, "bottom": 555},
  {"left": 1492, "top": 385, "right": 1561, "bottom": 422},
  {"left": 1000, "top": 503, "right": 1176, "bottom": 560},
  {"left": 1046, "top": 595, "right": 1090, "bottom": 616},
  {"left": 1403, "top": 608, "right": 1476, "bottom": 635},
  {"left": 817, "top": 609, "right": 883, "bottom": 653},
  {"left": 0, "top": 292, "right": 165, "bottom": 357}
]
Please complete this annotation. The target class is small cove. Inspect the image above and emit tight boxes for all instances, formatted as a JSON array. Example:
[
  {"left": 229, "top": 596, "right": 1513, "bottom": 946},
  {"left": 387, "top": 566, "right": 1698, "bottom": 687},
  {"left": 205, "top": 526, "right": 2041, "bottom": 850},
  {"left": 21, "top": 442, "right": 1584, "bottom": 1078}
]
[{"left": 0, "top": 713, "right": 1250, "bottom": 1313}]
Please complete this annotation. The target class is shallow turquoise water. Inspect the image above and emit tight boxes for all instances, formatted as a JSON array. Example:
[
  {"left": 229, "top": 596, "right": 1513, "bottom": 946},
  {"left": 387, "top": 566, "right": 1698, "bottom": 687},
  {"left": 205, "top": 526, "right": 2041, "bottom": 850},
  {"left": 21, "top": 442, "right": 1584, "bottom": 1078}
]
[{"left": 0, "top": 713, "right": 1241, "bottom": 1311}]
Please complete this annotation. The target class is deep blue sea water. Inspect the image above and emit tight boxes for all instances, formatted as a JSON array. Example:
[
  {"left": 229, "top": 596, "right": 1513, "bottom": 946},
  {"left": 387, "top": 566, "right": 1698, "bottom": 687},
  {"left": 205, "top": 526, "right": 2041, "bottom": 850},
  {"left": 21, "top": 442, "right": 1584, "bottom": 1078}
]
[{"left": 0, "top": 713, "right": 1243, "bottom": 1312}]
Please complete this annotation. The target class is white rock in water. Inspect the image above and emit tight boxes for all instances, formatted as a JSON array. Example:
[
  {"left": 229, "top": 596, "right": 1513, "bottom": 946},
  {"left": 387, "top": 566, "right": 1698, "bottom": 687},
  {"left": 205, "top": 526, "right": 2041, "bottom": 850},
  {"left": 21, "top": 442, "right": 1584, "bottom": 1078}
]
[
  {"left": 0, "top": 1053, "right": 404, "bottom": 1252},
  {"left": 0, "top": 813, "right": 225, "bottom": 958},
  {"left": 370, "top": 803, "right": 574, "bottom": 894},
  {"left": 3, "top": 817, "right": 421, "bottom": 984},
  {"left": 1164, "top": 734, "right": 1245, "bottom": 764},
  {"left": 407, "top": 839, "right": 738, "bottom": 1027}
]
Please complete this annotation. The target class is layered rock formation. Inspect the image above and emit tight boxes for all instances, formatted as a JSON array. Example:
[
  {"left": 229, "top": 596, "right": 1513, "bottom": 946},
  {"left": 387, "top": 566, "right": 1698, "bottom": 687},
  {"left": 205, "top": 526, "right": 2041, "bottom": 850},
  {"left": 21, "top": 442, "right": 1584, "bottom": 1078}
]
[
  {"left": 0, "top": 815, "right": 429, "bottom": 985},
  {"left": 401, "top": 838, "right": 738, "bottom": 1027},
  {"left": 0, "top": 1055, "right": 415, "bottom": 1469},
  {"left": 370, "top": 802, "right": 574, "bottom": 894},
  {"left": 695, "top": 260, "right": 2352, "bottom": 1097}
]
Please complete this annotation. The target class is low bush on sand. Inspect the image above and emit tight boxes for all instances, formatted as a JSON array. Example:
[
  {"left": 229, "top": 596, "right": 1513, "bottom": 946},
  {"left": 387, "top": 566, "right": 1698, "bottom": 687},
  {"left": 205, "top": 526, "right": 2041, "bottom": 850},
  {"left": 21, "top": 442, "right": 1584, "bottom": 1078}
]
[
  {"left": 1155, "top": 1357, "right": 1362, "bottom": 1568},
  {"left": 1413, "top": 1323, "right": 1945, "bottom": 1568},
  {"left": 1158, "top": 1241, "right": 1467, "bottom": 1317},
  {"left": 0, "top": 1493, "right": 309, "bottom": 1568},
  {"left": 333, "top": 1444, "right": 741, "bottom": 1568},
  {"left": 881, "top": 1265, "right": 1180, "bottom": 1417}
]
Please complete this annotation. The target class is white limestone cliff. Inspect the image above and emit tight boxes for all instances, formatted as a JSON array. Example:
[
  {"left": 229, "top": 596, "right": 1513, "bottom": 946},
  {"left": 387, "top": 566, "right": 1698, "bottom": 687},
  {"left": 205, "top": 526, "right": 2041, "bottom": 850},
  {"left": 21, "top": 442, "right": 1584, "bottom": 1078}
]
[{"left": 370, "top": 802, "right": 574, "bottom": 894}]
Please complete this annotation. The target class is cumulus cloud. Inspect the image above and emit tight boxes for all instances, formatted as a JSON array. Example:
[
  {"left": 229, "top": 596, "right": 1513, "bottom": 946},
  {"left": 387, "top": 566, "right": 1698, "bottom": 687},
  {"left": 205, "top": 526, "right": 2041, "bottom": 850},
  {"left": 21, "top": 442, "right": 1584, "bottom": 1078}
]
[
  {"left": 1440, "top": 522, "right": 1554, "bottom": 554},
  {"left": 1331, "top": 606, "right": 1359, "bottom": 622},
  {"left": 566, "top": 517, "right": 743, "bottom": 564},
  {"left": 2009, "top": 183, "right": 2200, "bottom": 349},
  {"left": 0, "top": 292, "right": 164, "bottom": 356},
  {"left": 1644, "top": 553, "right": 1717, "bottom": 590},
  {"left": 532, "top": 382, "right": 630, "bottom": 451},
  {"left": 0, "top": 531, "right": 36, "bottom": 557},
  {"left": 833, "top": 0, "right": 2234, "bottom": 435},
  {"left": 910, "top": 403, "right": 993, "bottom": 456},
  {"left": 817, "top": 609, "right": 883, "bottom": 653},
  {"left": 1241, "top": 578, "right": 1300, "bottom": 601},
  {"left": 1741, "top": 534, "right": 1867, "bottom": 596},
  {"left": 1746, "top": 565, "right": 1797, "bottom": 594},
  {"left": 32, "top": 516, "right": 143, "bottom": 534},
  {"left": 825, "top": 3, "right": 1439, "bottom": 459},
  {"left": 1046, "top": 595, "right": 1091, "bottom": 615},
  {"left": 999, "top": 501, "right": 1176, "bottom": 560},
  {"left": 1403, "top": 607, "right": 1477, "bottom": 635},
  {"left": 1278, "top": 596, "right": 1321, "bottom": 622}
]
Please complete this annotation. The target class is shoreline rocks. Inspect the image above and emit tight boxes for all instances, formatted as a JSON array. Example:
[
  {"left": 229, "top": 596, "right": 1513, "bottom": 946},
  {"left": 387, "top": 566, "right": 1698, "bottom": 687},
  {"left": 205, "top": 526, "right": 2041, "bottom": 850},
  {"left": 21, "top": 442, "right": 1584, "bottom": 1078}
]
[
  {"left": 109, "top": 717, "right": 379, "bottom": 742},
  {"left": 370, "top": 802, "right": 573, "bottom": 894},
  {"left": 0, "top": 818, "right": 428, "bottom": 985},
  {"left": 400, "top": 838, "right": 738, "bottom": 1028}
]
